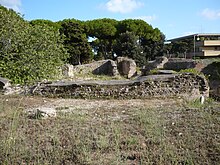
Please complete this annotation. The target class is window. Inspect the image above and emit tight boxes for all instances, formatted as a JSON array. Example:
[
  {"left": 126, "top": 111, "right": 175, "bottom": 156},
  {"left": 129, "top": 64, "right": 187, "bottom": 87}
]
[{"left": 214, "top": 47, "right": 220, "bottom": 50}]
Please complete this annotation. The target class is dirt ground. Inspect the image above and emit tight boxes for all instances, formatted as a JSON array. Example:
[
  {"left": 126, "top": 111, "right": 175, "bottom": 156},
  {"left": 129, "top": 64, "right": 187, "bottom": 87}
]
[
  {"left": 0, "top": 95, "right": 219, "bottom": 164},
  {"left": 20, "top": 97, "right": 185, "bottom": 122},
  {"left": 14, "top": 95, "right": 181, "bottom": 107}
]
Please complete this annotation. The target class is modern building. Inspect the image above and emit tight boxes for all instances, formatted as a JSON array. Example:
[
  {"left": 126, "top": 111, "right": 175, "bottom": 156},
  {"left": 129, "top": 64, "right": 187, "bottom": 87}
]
[{"left": 168, "top": 33, "right": 220, "bottom": 58}]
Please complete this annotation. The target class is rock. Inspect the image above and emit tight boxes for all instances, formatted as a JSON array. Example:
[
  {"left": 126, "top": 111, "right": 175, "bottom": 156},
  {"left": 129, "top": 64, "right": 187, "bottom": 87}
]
[
  {"left": 142, "top": 56, "right": 168, "bottom": 75},
  {"left": 200, "top": 95, "right": 205, "bottom": 104},
  {"left": 117, "top": 57, "right": 137, "bottom": 78},
  {"left": 0, "top": 77, "right": 25, "bottom": 95},
  {"left": 0, "top": 77, "right": 11, "bottom": 90},
  {"left": 154, "top": 70, "right": 176, "bottom": 74},
  {"left": 154, "top": 56, "right": 169, "bottom": 69},
  {"left": 26, "top": 107, "right": 57, "bottom": 119},
  {"left": 4, "top": 85, "right": 24, "bottom": 95},
  {"left": 93, "top": 60, "right": 118, "bottom": 76},
  {"left": 164, "top": 58, "right": 198, "bottom": 71},
  {"left": 62, "top": 64, "right": 74, "bottom": 77}
]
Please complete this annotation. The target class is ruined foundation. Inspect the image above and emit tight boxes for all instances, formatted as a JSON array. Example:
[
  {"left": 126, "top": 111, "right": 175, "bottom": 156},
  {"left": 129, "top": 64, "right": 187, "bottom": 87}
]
[{"left": 32, "top": 73, "right": 209, "bottom": 100}]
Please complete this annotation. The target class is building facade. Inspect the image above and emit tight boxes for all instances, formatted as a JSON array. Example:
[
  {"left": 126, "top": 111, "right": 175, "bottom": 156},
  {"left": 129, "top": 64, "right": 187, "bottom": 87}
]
[{"left": 168, "top": 33, "right": 220, "bottom": 58}]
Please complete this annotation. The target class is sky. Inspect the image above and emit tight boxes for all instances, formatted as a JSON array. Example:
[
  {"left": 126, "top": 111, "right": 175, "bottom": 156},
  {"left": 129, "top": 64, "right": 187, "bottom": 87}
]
[{"left": 0, "top": 0, "right": 220, "bottom": 39}]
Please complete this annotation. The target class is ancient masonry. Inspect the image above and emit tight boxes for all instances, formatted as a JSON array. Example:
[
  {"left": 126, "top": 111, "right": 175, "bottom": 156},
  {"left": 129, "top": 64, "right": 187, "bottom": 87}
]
[{"left": 33, "top": 73, "right": 209, "bottom": 100}]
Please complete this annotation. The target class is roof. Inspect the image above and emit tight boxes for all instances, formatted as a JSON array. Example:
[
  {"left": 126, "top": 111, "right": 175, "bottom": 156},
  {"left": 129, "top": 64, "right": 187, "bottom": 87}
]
[{"left": 167, "top": 33, "right": 220, "bottom": 42}]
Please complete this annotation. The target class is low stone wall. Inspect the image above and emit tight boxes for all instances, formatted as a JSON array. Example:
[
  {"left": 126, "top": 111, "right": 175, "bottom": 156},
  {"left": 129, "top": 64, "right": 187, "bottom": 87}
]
[
  {"left": 142, "top": 57, "right": 200, "bottom": 76},
  {"left": 33, "top": 73, "right": 209, "bottom": 100},
  {"left": 62, "top": 60, "right": 117, "bottom": 77},
  {"left": 62, "top": 57, "right": 137, "bottom": 79},
  {"left": 164, "top": 58, "right": 198, "bottom": 71}
]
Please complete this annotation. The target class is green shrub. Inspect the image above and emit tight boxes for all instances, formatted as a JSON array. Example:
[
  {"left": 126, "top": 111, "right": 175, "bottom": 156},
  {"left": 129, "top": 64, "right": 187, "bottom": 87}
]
[
  {"left": 203, "top": 62, "right": 220, "bottom": 80},
  {"left": 149, "top": 68, "right": 160, "bottom": 75},
  {"left": 0, "top": 6, "right": 68, "bottom": 84}
]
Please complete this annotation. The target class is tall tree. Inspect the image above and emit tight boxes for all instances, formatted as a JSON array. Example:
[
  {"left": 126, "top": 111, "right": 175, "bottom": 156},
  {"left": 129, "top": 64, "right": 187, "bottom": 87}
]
[
  {"left": 141, "top": 28, "right": 165, "bottom": 60},
  {"left": 30, "top": 19, "right": 61, "bottom": 31},
  {"left": 117, "top": 19, "right": 165, "bottom": 61},
  {"left": 60, "top": 19, "right": 93, "bottom": 65},
  {"left": 85, "top": 19, "right": 118, "bottom": 59},
  {"left": 170, "top": 38, "right": 194, "bottom": 56},
  {"left": 114, "top": 31, "right": 146, "bottom": 66}
]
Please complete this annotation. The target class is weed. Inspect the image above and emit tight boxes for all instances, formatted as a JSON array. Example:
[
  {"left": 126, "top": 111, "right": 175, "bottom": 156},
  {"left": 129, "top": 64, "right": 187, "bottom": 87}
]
[
  {"left": 0, "top": 97, "right": 219, "bottom": 164},
  {"left": 179, "top": 68, "right": 201, "bottom": 75}
]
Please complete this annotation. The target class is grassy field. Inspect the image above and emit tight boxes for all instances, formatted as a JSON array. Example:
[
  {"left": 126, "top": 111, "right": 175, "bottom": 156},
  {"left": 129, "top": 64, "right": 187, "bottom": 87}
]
[{"left": 0, "top": 96, "right": 219, "bottom": 165}]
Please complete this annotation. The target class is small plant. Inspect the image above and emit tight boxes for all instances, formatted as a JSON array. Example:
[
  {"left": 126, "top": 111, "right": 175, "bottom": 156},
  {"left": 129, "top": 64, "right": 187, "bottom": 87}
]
[
  {"left": 185, "top": 97, "right": 215, "bottom": 109},
  {"left": 179, "top": 68, "right": 201, "bottom": 75},
  {"left": 149, "top": 68, "right": 160, "bottom": 75}
]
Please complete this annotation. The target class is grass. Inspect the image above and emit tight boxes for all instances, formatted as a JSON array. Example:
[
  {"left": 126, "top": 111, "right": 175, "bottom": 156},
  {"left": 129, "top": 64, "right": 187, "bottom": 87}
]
[
  {"left": 0, "top": 96, "right": 219, "bottom": 164},
  {"left": 65, "top": 71, "right": 126, "bottom": 81},
  {"left": 179, "top": 68, "right": 201, "bottom": 75}
]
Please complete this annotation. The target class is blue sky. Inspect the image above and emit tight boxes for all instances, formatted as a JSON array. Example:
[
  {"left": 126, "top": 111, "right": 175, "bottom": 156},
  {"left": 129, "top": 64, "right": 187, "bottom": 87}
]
[{"left": 0, "top": 0, "right": 220, "bottom": 39}]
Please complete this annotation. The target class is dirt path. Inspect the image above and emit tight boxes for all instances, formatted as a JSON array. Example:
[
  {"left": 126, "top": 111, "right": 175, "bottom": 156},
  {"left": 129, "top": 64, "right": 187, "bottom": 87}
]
[{"left": 20, "top": 96, "right": 182, "bottom": 109}]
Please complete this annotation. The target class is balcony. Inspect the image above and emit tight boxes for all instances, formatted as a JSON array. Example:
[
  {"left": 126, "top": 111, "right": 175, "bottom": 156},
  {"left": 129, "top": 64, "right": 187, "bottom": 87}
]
[
  {"left": 196, "top": 40, "right": 220, "bottom": 47},
  {"left": 187, "top": 50, "right": 220, "bottom": 57},
  {"left": 203, "top": 50, "right": 220, "bottom": 56}
]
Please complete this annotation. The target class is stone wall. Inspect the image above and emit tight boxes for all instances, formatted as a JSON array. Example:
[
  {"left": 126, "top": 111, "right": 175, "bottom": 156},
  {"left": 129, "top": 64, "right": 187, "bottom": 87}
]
[
  {"left": 142, "top": 57, "right": 169, "bottom": 75},
  {"left": 142, "top": 57, "right": 200, "bottom": 76},
  {"left": 92, "top": 60, "right": 118, "bottom": 76},
  {"left": 33, "top": 73, "right": 209, "bottom": 100},
  {"left": 62, "top": 60, "right": 118, "bottom": 78},
  {"left": 164, "top": 58, "right": 198, "bottom": 71},
  {"left": 62, "top": 58, "right": 137, "bottom": 79}
]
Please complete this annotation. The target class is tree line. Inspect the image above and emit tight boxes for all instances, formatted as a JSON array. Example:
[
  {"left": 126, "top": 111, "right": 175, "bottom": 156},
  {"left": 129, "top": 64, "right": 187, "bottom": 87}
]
[{"left": 0, "top": 5, "right": 165, "bottom": 84}]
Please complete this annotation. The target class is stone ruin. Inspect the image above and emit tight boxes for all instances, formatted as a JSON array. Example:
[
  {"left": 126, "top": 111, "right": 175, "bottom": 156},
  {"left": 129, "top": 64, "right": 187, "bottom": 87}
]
[
  {"left": 32, "top": 73, "right": 209, "bottom": 101},
  {"left": 164, "top": 58, "right": 199, "bottom": 71},
  {"left": 117, "top": 57, "right": 137, "bottom": 78},
  {"left": 92, "top": 60, "right": 118, "bottom": 76},
  {"left": 62, "top": 57, "right": 137, "bottom": 79},
  {"left": 0, "top": 77, "right": 10, "bottom": 90},
  {"left": 142, "top": 56, "right": 201, "bottom": 75},
  {"left": 0, "top": 73, "right": 210, "bottom": 101},
  {"left": 0, "top": 56, "right": 212, "bottom": 101},
  {"left": 62, "top": 64, "right": 74, "bottom": 77}
]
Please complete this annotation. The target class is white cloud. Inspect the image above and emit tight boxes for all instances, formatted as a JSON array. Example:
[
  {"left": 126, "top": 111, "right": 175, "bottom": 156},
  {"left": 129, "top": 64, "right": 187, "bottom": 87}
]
[
  {"left": 0, "top": 0, "right": 21, "bottom": 12},
  {"left": 134, "top": 15, "right": 157, "bottom": 23},
  {"left": 201, "top": 8, "right": 220, "bottom": 20},
  {"left": 104, "top": 0, "right": 144, "bottom": 14}
]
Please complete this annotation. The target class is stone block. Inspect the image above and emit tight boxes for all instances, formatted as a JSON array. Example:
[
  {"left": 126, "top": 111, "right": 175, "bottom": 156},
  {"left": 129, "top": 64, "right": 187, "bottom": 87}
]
[
  {"left": 0, "top": 77, "right": 11, "bottom": 90},
  {"left": 164, "top": 58, "right": 197, "bottom": 71},
  {"left": 93, "top": 60, "right": 118, "bottom": 76},
  {"left": 26, "top": 107, "right": 57, "bottom": 119},
  {"left": 62, "top": 64, "right": 74, "bottom": 77},
  {"left": 117, "top": 57, "right": 137, "bottom": 78},
  {"left": 142, "top": 56, "right": 168, "bottom": 75}
]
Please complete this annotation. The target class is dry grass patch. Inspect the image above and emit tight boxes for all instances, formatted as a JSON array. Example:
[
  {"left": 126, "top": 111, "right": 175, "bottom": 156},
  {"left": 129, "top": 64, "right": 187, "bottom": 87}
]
[{"left": 0, "top": 96, "right": 219, "bottom": 164}]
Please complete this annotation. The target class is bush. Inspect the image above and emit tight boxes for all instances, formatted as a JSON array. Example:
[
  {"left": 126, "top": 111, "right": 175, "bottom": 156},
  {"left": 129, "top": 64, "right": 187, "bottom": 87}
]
[{"left": 0, "top": 6, "right": 68, "bottom": 84}]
